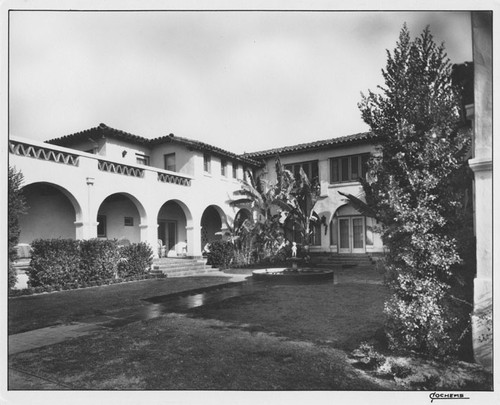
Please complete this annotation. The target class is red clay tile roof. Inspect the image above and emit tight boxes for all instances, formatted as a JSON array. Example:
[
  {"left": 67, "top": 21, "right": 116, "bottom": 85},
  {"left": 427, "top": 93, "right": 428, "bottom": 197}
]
[
  {"left": 242, "top": 132, "right": 378, "bottom": 159},
  {"left": 48, "top": 123, "right": 262, "bottom": 167}
]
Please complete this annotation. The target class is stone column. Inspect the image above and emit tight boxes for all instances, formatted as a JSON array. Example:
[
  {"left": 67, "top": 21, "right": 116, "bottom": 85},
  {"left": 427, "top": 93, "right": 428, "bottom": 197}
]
[
  {"left": 470, "top": 11, "right": 492, "bottom": 371},
  {"left": 75, "top": 177, "right": 98, "bottom": 239}
]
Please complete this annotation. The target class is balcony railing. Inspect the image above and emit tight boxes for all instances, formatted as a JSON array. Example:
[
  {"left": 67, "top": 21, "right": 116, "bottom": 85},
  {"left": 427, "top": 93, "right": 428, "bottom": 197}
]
[
  {"left": 9, "top": 136, "right": 193, "bottom": 187},
  {"left": 9, "top": 140, "right": 80, "bottom": 166},
  {"left": 157, "top": 172, "right": 191, "bottom": 186},
  {"left": 98, "top": 160, "right": 145, "bottom": 178}
]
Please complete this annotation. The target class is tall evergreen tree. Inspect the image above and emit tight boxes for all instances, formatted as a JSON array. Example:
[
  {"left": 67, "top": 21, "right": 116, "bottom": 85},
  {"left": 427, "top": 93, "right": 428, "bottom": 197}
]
[{"left": 358, "top": 25, "right": 472, "bottom": 356}]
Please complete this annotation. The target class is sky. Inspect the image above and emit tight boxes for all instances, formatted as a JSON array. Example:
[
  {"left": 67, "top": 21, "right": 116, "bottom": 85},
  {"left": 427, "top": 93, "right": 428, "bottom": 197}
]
[{"left": 8, "top": 9, "right": 473, "bottom": 154}]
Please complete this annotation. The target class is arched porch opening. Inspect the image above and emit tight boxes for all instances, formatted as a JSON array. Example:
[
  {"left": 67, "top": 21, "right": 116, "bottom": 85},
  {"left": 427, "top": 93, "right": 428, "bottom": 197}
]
[
  {"left": 19, "top": 182, "right": 82, "bottom": 243},
  {"left": 96, "top": 193, "right": 146, "bottom": 244},
  {"left": 157, "top": 200, "right": 192, "bottom": 257},
  {"left": 234, "top": 208, "right": 252, "bottom": 230},
  {"left": 200, "top": 205, "right": 226, "bottom": 249}
]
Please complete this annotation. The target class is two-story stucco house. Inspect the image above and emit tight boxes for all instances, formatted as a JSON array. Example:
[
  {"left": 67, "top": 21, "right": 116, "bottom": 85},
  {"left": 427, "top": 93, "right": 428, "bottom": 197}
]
[
  {"left": 243, "top": 132, "right": 384, "bottom": 255},
  {"left": 9, "top": 123, "right": 384, "bottom": 261}
]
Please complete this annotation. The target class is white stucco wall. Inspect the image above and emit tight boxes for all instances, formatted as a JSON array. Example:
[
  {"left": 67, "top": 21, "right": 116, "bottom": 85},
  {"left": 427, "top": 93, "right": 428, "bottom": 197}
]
[
  {"left": 10, "top": 135, "right": 245, "bottom": 257},
  {"left": 257, "top": 142, "right": 383, "bottom": 253},
  {"left": 101, "top": 138, "right": 152, "bottom": 166},
  {"left": 98, "top": 195, "right": 141, "bottom": 243},
  {"left": 150, "top": 143, "right": 194, "bottom": 175},
  {"left": 11, "top": 133, "right": 384, "bottom": 257},
  {"left": 18, "top": 183, "right": 77, "bottom": 243}
]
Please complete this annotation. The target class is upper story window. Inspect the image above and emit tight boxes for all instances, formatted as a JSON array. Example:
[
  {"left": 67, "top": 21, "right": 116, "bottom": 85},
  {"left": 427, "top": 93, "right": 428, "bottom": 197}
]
[
  {"left": 232, "top": 163, "right": 238, "bottom": 179},
  {"left": 164, "top": 153, "right": 176, "bottom": 172},
  {"left": 221, "top": 160, "right": 227, "bottom": 177},
  {"left": 330, "top": 153, "right": 370, "bottom": 184},
  {"left": 284, "top": 160, "right": 319, "bottom": 183},
  {"left": 136, "top": 153, "right": 150, "bottom": 166},
  {"left": 203, "top": 153, "right": 211, "bottom": 173}
]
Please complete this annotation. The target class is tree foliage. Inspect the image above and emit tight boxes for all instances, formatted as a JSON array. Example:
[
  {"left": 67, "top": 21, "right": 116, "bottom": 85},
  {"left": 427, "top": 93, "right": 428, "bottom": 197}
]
[
  {"left": 358, "top": 25, "right": 473, "bottom": 357},
  {"left": 228, "top": 158, "right": 324, "bottom": 264},
  {"left": 8, "top": 166, "right": 27, "bottom": 289}
]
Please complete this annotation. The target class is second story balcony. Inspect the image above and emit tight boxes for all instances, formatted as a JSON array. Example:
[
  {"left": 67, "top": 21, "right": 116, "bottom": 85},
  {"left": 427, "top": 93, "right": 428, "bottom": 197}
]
[{"left": 9, "top": 136, "right": 194, "bottom": 188}]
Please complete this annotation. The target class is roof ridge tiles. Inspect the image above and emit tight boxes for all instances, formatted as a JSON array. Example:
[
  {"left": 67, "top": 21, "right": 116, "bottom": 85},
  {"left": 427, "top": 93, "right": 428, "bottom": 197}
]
[
  {"left": 242, "top": 131, "right": 377, "bottom": 158},
  {"left": 46, "top": 124, "right": 376, "bottom": 164},
  {"left": 47, "top": 123, "right": 262, "bottom": 166}
]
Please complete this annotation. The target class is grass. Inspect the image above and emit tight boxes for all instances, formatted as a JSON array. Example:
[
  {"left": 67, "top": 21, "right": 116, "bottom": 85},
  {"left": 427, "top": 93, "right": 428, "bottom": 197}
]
[
  {"left": 9, "top": 314, "right": 386, "bottom": 390},
  {"left": 190, "top": 281, "right": 389, "bottom": 351},
  {"left": 8, "top": 275, "right": 232, "bottom": 334},
  {"left": 8, "top": 267, "right": 493, "bottom": 390}
]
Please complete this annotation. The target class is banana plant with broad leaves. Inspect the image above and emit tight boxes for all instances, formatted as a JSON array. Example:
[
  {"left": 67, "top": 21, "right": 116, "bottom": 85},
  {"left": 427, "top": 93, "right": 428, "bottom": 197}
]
[
  {"left": 229, "top": 159, "right": 293, "bottom": 261},
  {"left": 283, "top": 165, "right": 327, "bottom": 248}
]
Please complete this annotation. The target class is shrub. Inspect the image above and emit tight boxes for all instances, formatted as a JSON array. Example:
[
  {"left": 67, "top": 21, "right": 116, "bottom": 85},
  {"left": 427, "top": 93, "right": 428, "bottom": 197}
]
[
  {"left": 28, "top": 239, "right": 81, "bottom": 288},
  {"left": 9, "top": 263, "right": 18, "bottom": 291},
  {"left": 356, "top": 26, "right": 473, "bottom": 358},
  {"left": 117, "top": 242, "right": 153, "bottom": 278},
  {"left": 206, "top": 240, "right": 234, "bottom": 269},
  {"left": 350, "top": 342, "right": 386, "bottom": 370},
  {"left": 79, "top": 239, "right": 120, "bottom": 282},
  {"left": 8, "top": 167, "right": 27, "bottom": 289}
]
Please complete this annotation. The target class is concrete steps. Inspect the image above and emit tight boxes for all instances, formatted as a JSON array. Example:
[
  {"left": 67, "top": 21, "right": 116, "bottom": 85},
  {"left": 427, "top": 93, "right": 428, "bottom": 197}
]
[{"left": 151, "top": 257, "right": 220, "bottom": 278}]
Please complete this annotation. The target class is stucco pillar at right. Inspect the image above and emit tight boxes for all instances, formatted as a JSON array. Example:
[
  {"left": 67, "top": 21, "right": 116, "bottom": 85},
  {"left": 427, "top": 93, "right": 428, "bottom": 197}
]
[
  {"left": 186, "top": 225, "right": 202, "bottom": 257},
  {"left": 76, "top": 176, "right": 98, "bottom": 240},
  {"left": 469, "top": 11, "right": 492, "bottom": 371}
]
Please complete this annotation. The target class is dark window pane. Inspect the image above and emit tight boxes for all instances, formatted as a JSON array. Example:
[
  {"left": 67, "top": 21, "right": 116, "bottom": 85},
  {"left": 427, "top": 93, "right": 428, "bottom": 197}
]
[
  {"left": 341, "top": 157, "right": 349, "bottom": 181},
  {"left": 203, "top": 154, "right": 211, "bottom": 173},
  {"left": 164, "top": 153, "right": 176, "bottom": 172},
  {"left": 351, "top": 155, "right": 359, "bottom": 180},
  {"left": 361, "top": 154, "right": 369, "bottom": 179},
  {"left": 330, "top": 159, "right": 339, "bottom": 183},
  {"left": 312, "top": 161, "right": 319, "bottom": 182}
]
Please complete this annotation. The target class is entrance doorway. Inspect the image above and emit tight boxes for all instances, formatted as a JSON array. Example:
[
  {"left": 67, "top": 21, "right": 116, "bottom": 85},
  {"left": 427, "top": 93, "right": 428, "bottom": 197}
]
[
  {"left": 158, "top": 221, "right": 177, "bottom": 255},
  {"left": 338, "top": 216, "right": 365, "bottom": 253}
]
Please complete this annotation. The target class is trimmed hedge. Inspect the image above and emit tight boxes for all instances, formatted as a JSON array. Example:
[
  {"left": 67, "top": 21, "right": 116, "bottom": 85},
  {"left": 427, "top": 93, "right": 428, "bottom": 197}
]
[
  {"left": 29, "top": 239, "right": 81, "bottom": 288},
  {"left": 117, "top": 242, "right": 153, "bottom": 278},
  {"left": 9, "top": 273, "right": 165, "bottom": 297},
  {"left": 26, "top": 238, "right": 153, "bottom": 290},
  {"left": 79, "top": 239, "right": 120, "bottom": 282},
  {"left": 206, "top": 240, "right": 234, "bottom": 269}
]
